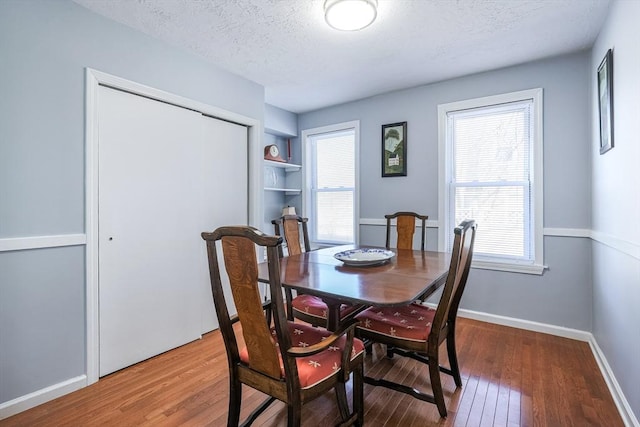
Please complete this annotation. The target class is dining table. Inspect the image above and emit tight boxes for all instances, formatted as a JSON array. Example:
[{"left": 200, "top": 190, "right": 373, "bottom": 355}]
[{"left": 257, "top": 244, "right": 451, "bottom": 331}]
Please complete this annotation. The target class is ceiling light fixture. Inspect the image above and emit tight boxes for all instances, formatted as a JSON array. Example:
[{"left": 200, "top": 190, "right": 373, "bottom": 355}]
[{"left": 324, "top": 0, "right": 378, "bottom": 31}]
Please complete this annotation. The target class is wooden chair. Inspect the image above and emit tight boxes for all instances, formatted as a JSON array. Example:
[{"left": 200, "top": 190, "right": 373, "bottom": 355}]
[
  {"left": 385, "top": 211, "right": 428, "bottom": 251},
  {"left": 202, "top": 225, "right": 364, "bottom": 427},
  {"left": 385, "top": 211, "right": 429, "bottom": 302},
  {"left": 272, "top": 215, "right": 362, "bottom": 327},
  {"left": 355, "top": 220, "right": 476, "bottom": 418}
]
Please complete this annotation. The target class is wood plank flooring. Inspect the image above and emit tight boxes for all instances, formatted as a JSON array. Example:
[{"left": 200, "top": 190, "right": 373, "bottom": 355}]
[{"left": 1, "top": 318, "right": 623, "bottom": 426}]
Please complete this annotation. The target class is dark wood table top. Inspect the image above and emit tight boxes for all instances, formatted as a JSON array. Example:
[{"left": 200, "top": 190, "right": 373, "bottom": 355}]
[{"left": 258, "top": 245, "right": 450, "bottom": 329}]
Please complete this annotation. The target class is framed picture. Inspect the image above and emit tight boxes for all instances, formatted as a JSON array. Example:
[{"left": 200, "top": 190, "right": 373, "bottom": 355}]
[
  {"left": 597, "top": 49, "right": 614, "bottom": 154},
  {"left": 382, "top": 122, "right": 407, "bottom": 177}
]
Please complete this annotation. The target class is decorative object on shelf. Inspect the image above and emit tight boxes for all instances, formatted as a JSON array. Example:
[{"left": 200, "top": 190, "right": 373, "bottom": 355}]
[
  {"left": 324, "top": 0, "right": 378, "bottom": 31},
  {"left": 597, "top": 49, "right": 614, "bottom": 155},
  {"left": 287, "top": 138, "right": 292, "bottom": 162},
  {"left": 282, "top": 206, "right": 296, "bottom": 216},
  {"left": 264, "top": 144, "right": 285, "bottom": 162},
  {"left": 382, "top": 121, "right": 407, "bottom": 177},
  {"left": 264, "top": 167, "right": 278, "bottom": 187}
]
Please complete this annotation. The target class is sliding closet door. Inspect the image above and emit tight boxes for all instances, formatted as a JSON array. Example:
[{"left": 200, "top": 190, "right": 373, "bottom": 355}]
[
  {"left": 199, "top": 116, "right": 248, "bottom": 332},
  {"left": 97, "top": 86, "right": 247, "bottom": 376}
]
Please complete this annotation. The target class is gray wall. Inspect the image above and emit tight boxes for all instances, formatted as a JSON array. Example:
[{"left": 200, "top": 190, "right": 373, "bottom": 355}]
[
  {"left": 298, "top": 52, "right": 594, "bottom": 331},
  {"left": 265, "top": 103, "right": 298, "bottom": 137},
  {"left": 0, "top": 0, "right": 264, "bottom": 404},
  {"left": 591, "top": 0, "right": 640, "bottom": 419}
]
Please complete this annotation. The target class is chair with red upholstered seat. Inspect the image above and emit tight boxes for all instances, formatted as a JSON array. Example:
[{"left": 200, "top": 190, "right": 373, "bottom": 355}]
[
  {"left": 272, "top": 214, "right": 362, "bottom": 327},
  {"left": 356, "top": 220, "right": 476, "bottom": 418},
  {"left": 202, "top": 225, "right": 364, "bottom": 426}
]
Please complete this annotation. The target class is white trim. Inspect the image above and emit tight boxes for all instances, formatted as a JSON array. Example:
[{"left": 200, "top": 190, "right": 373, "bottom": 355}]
[
  {"left": 543, "top": 227, "right": 591, "bottom": 238},
  {"left": 592, "top": 230, "right": 640, "bottom": 261},
  {"left": 301, "top": 120, "right": 360, "bottom": 244},
  {"left": 423, "top": 304, "right": 638, "bottom": 426},
  {"left": 454, "top": 307, "right": 592, "bottom": 341},
  {"left": 470, "top": 260, "right": 546, "bottom": 275},
  {"left": 437, "top": 88, "right": 544, "bottom": 266},
  {"left": 85, "top": 68, "right": 100, "bottom": 385},
  {"left": 358, "top": 222, "right": 639, "bottom": 265},
  {"left": 84, "top": 68, "right": 261, "bottom": 385},
  {"left": 0, "top": 228, "right": 615, "bottom": 252},
  {"left": 437, "top": 104, "right": 447, "bottom": 250},
  {"left": 0, "top": 375, "right": 86, "bottom": 420},
  {"left": 0, "top": 234, "right": 86, "bottom": 252},
  {"left": 589, "top": 339, "right": 640, "bottom": 427},
  {"left": 532, "top": 89, "right": 544, "bottom": 265}
]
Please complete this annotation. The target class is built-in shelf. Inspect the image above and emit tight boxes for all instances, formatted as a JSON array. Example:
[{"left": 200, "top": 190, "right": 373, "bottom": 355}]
[
  {"left": 263, "top": 159, "right": 302, "bottom": 195},
  {"left": 264, "top": 159, "right": 301, "bottom": 172},
  {"left": 264, "top": 187, "right": 302, "bottom": 195}
]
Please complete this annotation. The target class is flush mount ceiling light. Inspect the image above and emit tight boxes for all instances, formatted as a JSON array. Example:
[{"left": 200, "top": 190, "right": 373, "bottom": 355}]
[{"left": 324, "top": 0, "right": 378, "bottom": 31}]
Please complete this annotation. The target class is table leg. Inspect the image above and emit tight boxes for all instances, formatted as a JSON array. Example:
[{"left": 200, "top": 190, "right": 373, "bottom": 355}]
[{"left": 322, "top": 297, "right": 343, "bottom": 331}]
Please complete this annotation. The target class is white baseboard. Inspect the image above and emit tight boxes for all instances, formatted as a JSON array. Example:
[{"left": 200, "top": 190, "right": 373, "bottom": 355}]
[
  {"left": 0, "top": 375, "right": 87, "bottom": 421},
  {"left": 453, "top": 307, "right": 638, "bottom": 427},
  {"left": 589, "top": 339, "right": 640, "bottom": 427},
  {"left": 456, "top": 307, "right": 593, "bottom": 341}
]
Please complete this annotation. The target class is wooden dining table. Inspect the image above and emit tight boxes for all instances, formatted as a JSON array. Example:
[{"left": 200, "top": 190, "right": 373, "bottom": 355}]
[{"left": 257, "top": 245, "right": 451, "bottom": 331}]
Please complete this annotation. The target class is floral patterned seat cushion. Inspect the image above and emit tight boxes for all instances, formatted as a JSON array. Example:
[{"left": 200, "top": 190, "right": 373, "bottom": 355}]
[
  {"left": 291, "top": 294, "right": 360, "bottom": 320},
  {"left": 239, "top": 321, "right": 364, "bottom": 389},
  {"left": 355, "top": 302, "right": 436, "bottom": 342}
]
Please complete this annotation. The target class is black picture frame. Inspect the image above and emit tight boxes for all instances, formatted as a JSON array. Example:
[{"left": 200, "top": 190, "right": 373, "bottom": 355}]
[
  {"left": 382, "top": 122, "right": 407, "bottom": 177},
  {"left": 597, "top": 49, "right": 614, "bottom": 155}
]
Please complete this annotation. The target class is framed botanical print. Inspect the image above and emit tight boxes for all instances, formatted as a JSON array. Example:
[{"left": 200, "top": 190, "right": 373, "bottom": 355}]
[{"left": 382, "top": 122, "right": 407, "bottom": 177}]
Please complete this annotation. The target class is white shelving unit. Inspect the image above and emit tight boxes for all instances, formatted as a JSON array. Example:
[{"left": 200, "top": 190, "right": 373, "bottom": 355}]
[
  {"left": 263, "top": 160, "right": 302, "bottom": 194},
  {"left": 264, "top": 159, "right": 301, "bottom": 173},
  {"left": 263, "top": 135, "right": 303, "bottom": 232}
]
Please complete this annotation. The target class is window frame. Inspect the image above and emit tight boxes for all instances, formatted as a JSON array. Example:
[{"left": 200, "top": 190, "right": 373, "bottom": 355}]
[
  {"left": 301, "top": 120, "right": 360, "bottom": 245},
  {"left": 437, "top": 89, "right": 545, "bottom": 275}
]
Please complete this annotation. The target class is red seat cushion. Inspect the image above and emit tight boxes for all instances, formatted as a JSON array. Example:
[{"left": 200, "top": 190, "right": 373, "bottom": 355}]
[
  {"left": 239, "top": 321, "right": 364, "bottom": 389},
  {"left": 355, "top": 303, "right": 436, "bottom": 342},
  {"left": 292, "top": 294, "right": 360, "bottom": 320}
]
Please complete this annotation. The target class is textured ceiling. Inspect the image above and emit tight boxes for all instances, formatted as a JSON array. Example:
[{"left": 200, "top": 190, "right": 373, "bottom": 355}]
[{"left": 72, "top": 0, "right": 611, "bottom": 113}]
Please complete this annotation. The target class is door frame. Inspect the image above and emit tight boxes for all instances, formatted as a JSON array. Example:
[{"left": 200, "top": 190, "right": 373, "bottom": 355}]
[{"left": 84, "top": 68, "right": 262, "bottom": 385}]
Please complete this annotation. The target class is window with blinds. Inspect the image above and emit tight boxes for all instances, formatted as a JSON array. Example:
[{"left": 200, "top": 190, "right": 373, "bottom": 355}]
[
  {"left": 439, "top": 89, "right": 544, "bottom": 273},
  {"left": 309, "top": 129, "right": 356, "bottom": 243}
]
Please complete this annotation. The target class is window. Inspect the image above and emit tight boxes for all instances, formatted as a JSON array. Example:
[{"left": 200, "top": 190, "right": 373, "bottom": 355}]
[
  {"left": 302, "top": 121, "right": 359, "bottom": 244},
  {"left": 438, "top": 89, "right": 544, "bottom": 274}
]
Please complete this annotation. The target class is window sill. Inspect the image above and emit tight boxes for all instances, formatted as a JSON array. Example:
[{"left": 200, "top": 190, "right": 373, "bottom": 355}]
[{"left": 471, "top": 260, "right": 546, "bottom": 275}]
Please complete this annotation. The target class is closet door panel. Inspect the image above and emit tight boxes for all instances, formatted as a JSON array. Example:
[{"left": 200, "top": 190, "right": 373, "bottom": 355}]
[
  {"left": 98, "top": 86, "right": 203, "bottom": 376},
  {"left": 199, "top": 116, "right": 248, "bottom": 332}
]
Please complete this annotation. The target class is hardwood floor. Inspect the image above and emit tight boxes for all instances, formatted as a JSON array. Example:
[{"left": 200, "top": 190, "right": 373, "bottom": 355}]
[{"left": 1, "top": 318, "right": 623, "bottom": 426}]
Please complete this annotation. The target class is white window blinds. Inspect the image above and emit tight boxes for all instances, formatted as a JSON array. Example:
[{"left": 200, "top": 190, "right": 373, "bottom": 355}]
[
  {"left": 448, "top": 100, "right": 534, "bottom": 262},
  {"left": 310, "top": 130, "right": 355, "bottom": 243}
]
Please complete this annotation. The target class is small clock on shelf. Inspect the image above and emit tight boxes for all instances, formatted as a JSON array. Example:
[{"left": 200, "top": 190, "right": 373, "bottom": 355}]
[{"left": 264, "top": 144, "right": 285, "bottom": 162}]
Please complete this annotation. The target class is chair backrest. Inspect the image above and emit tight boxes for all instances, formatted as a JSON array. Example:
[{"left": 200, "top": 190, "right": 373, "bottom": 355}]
[
  {"left": 385, "top": 211, "right": 428, "bottom": 250},
  {"left": 201, "top": 226, "right": 293, "bottom": 380},
  {"left": 430, "top": 220, "right": 476, "bottom": 345},
  {"left": 272, "top": 215, "right": 311, "bottom": 257}
]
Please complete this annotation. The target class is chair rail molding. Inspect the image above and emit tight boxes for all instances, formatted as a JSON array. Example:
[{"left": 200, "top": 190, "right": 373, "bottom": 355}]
[
  {"left": 359, "top": 221, "right": 639, "bottom": 261},
  {"left": 359, "top": 217, "right": 439, "bottom": 228},
  {"left": 0, "top": 234, "right": 86, "bottom": 252},
  {"left": 591, "top": 230, "right": 640, "bottom": 261}
]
